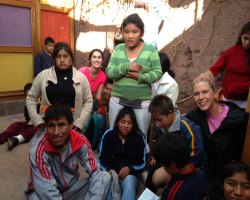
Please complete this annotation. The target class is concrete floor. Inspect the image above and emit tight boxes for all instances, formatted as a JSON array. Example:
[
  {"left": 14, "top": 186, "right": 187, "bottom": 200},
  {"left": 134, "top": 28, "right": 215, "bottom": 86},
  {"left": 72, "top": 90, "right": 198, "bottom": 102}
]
[
  {"left": 0, "top": 113, "right": 28, "bottom": 200},
  {"left": 0, "top": 114, "right": 147, "bottom": 199}
]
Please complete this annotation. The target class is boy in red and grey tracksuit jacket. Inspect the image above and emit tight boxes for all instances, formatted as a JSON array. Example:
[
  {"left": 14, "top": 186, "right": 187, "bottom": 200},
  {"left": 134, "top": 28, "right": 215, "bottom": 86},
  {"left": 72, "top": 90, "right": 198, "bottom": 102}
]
[{"left": 25, "top": 129, "right": 109, "bottom": 200}]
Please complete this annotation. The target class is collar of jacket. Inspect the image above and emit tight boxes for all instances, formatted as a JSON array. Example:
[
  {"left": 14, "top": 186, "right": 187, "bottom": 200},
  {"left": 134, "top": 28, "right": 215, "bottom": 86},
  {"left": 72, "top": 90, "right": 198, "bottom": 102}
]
[
  {"left": 47, "top": 66, "right": 82, "bottom": 84},
  {"left": 44, "top": 130, "right": 85, "bottom": 154}
]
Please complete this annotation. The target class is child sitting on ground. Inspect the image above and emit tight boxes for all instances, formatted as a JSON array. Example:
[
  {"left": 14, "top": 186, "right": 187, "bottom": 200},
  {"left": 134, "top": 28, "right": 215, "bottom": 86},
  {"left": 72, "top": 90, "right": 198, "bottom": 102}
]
[
  {"left": 99, "top": 107, "right": 146, "bottom": 200},
  {"left": 145, "top": 95, "right": 206, "bottom": 193},
  {"left": 0, "top": 83, "right": 38, "bottom": 150}
]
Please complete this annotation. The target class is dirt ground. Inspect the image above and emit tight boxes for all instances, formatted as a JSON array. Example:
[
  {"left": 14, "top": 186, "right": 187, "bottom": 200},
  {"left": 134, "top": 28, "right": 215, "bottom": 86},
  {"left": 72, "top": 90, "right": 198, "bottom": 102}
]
[{"left": 0, "top": 114, "right": 28, "bottom": 200}]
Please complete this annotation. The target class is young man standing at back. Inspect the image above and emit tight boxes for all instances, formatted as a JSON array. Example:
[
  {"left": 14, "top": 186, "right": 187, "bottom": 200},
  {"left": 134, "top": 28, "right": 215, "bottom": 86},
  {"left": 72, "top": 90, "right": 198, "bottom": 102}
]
[{"left": 34, "top": 37, "right": 55, "bottom": 77}]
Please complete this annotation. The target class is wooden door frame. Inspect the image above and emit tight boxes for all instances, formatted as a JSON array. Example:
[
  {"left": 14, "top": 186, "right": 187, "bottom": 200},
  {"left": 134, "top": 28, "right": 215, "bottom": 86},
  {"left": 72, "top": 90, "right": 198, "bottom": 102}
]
[
  {"left": 36, "top": 3, "right": 74, "bottom": 55},
  {"left": 0, "top": 0, "right": 34, "bottom": 54},
  {"left": 0, "top": 0, "right": 74, "bottom": 99}
]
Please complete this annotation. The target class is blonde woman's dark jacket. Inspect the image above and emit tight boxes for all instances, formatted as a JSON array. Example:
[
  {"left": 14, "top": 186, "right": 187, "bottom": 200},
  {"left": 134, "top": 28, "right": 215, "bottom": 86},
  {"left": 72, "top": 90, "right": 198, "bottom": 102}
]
[{"left": 186, "top": 101, "right": 247, "bottom": 178}]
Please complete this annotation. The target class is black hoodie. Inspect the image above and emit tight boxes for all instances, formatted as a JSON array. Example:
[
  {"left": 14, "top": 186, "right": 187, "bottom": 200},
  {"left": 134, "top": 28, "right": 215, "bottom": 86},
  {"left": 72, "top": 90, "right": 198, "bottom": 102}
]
[{"left": 186, "top": 101, "right": 248, "bottom": 178}]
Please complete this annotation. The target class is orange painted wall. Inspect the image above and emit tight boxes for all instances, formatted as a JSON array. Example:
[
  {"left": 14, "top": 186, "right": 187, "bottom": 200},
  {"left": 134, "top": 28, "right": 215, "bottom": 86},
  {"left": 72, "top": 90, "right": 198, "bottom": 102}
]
[{"left": 41, "top": 10, "right": 71, "bottom": 46}]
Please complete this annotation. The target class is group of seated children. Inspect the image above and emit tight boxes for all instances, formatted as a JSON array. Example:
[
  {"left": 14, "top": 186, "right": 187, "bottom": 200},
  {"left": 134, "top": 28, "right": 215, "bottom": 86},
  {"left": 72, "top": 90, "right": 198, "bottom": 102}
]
[{"left": 24, "top": 101, "right": 249, "bottom": 200}]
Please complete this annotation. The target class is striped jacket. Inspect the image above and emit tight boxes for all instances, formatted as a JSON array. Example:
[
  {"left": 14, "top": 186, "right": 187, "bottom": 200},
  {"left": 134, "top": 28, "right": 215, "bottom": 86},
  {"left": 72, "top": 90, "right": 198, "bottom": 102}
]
[
  {"left": 161, "top": 164, "right": 208, "bottom": 200},
  {"left": 158, "top": 111, "right": 206, "bottom": 168},
  {"left": 106, "top": 43, "right": 162, "bottom": 101},
  {"left": 26, "top": 130, "right": 103, "bottom": 199},
  {"left": 179, "top": 116, "right": 206, "bottom": 167}
]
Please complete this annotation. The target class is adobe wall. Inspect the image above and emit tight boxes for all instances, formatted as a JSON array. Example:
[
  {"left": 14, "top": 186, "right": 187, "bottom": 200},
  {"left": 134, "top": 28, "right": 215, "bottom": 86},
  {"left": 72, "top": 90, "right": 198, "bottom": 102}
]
[
  {"left": 163, "top": 0, "right": 250, "bottom": 113},
  {"left": 74, "top": 0, "right": 250, "bottom": 113}
]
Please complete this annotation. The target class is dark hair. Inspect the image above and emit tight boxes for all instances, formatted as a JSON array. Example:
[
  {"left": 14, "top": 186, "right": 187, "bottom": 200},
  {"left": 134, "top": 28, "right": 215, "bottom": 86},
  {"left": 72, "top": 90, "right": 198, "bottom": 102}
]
[
  {"left": 120, "top": 13, "right": 144, "bottom": 34},
  {"left": 222, "top": 162, "right": 250, "bottom": 182},
  {"left": 88, "top": 49, "right": 103, "bottom": 61},
  {"left": 114, "top": 107, "right": 139, "bottom": 134},
  {"left": 24, "top": 83, "right": 32, "bottom": 97},
  {"left": 44, "top": 104, "right": 74, "bottom": 125},
  {"left": 102, "top": 47, "right": 111, "bottom": 71},
  {"left": 44, "top": 37, "right": 55, "bottom": 45},
  {"left": 236, "top": 21, "right": 250, "bottom": 45},
  {"left": 236, "top": 21, "right": 250, "bottom": 65},
  {"left": 153, "top": 133, "right": 190, "bottom": 168},
  {"left": 104, "top": 78, "right": 113, "bottom": 86},
  {"left": 52, "top": 42, "right": 74, "bottom": 62},
  {"left": 149, "top": 95, "right": 174, "bottom": 115},
  {"left": 159, "top": 53, "right": 175, "bottom": 78},
  {"left": 24, "top": 83, "right": 32, "bottom": 93},
  {"left": 202, "top": 162, "right": 250, "bottom": 200}
]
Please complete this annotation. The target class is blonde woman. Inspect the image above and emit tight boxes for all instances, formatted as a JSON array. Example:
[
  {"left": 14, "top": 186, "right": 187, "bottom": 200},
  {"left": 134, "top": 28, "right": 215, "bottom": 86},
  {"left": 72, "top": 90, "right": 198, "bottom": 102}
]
[{"left": 186, "top": 74, "right": 248, "bottom": 178}]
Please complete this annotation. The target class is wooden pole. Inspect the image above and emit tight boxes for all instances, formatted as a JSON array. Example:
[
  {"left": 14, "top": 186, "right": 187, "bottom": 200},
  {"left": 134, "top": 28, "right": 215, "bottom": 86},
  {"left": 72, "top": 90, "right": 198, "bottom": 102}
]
[{"left": 242, "top": 86, "right": 250, "bottom": 164}]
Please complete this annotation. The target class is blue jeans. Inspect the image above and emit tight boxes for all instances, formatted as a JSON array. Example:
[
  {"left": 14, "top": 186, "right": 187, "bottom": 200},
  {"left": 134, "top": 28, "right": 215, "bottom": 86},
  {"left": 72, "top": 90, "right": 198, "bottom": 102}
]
[
  {"left": 95, "top": 114, "right": 108, "bottom": 135},
  {"left": 121, "top": 175, "right": 139, "bottom": 200},
  {"left": 106, "top": 172, "right": 139, "bottom": 200}
]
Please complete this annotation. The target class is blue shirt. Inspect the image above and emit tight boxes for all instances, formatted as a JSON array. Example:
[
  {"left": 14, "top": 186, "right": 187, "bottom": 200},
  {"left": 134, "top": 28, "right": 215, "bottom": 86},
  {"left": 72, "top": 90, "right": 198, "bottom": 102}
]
[{"left": 34, "top": 50, "right": 54, "bottom": 77}]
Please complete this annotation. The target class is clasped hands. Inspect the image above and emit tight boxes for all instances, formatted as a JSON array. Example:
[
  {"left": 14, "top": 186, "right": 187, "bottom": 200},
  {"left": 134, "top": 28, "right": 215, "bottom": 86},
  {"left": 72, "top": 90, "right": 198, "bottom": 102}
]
[
  {"left": 126, "top": 62, "right": 142, "bottom": 80},
  {"left": 109, "top": 166, "right": 130, "bottom": 180}
]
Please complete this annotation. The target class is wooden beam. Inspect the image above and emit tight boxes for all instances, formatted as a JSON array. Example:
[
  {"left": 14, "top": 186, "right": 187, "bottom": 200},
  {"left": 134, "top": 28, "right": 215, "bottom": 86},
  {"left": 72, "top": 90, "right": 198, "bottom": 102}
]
[
  {"left": 242, "top": 86, "right": 250, "bottom": 164},
  {"left": 0, "top": 90, "right": 25, "bottom": 102},
  {"left": 33, "top": 0, "right": 41, "bottom": 56},
  {"left": 0, "top": 0, "right": 32, "bottom": 8},
  {"left": 40, "top": 4, "right": 72, "bottom": 13},
  {"left": 246, "top": 87, "right": 250, "bottom": 113},
  {"left": 70, "top": 10, "right": 75, "bottom": 55},
  {"left": 0, "top": 46, "right": 33, "bottom": 53}
]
